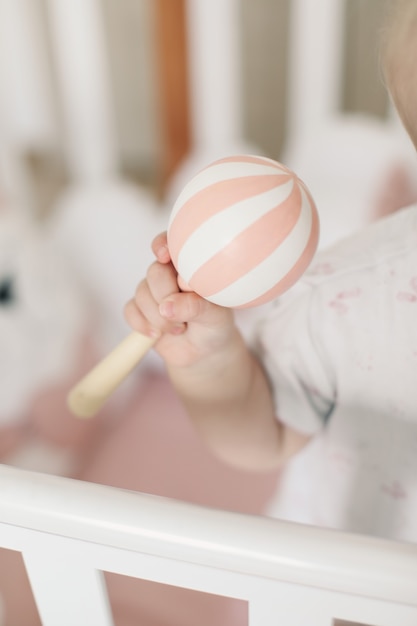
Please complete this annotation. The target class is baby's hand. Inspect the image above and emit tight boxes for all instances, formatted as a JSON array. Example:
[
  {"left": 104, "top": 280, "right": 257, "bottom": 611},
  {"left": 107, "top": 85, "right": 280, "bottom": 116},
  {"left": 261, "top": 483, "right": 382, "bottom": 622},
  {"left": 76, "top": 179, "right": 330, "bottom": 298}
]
[{"left": 124, "top": 232, "right": 236, "bottom": 368}]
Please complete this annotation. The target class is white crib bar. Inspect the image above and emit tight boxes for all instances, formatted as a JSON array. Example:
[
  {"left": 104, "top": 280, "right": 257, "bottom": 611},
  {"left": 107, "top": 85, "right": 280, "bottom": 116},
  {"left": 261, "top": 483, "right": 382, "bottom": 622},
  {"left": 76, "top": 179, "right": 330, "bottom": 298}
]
[
  {"left": 45, "top": 0, "right": 118, "bottom": 183},
  {"left": 286, "top": 0, "right": 346, "bottom": 152},
  {"left": 185, "top": 0, "right": 244, "bottom": 152},
  {"left": 0, "top": 465, "right": 417, "bottom": 625},
  {"left": 0, "top": 0, "right": 56, "bottom": 211},
  {"left": 23, "top": 548, "right": 113, "bottom": 626},
  {"left": 0, "top": 0, "right": 56, "bottom": 150}
]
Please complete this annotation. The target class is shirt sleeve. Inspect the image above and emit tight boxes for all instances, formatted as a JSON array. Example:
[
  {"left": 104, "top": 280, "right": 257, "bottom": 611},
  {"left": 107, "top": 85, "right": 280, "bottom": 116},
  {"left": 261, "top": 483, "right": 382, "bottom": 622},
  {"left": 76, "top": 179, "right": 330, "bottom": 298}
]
[{"left": 255, "top": 284, "right": 336, "bottom": 436}]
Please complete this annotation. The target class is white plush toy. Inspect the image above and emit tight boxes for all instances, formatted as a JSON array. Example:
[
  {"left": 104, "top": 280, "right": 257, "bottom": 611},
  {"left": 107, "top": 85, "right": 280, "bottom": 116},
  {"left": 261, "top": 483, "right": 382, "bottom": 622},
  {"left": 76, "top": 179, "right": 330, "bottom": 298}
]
[
  {"left": 0, "top": 179, "right": 166, "bottom": 474},
  {"left": 49, "top": 179, "right": 168, "bottom": 360},
  {"left": 0, "top": 202, "right": 95, "bottom": 472}
]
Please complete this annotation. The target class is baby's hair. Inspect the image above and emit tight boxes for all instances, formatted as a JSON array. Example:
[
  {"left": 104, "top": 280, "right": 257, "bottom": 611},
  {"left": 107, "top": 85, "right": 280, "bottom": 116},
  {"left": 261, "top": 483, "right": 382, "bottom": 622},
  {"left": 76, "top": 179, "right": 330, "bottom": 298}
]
[{"left": 380, "top": 0, "right": 417, "bottom": 149}]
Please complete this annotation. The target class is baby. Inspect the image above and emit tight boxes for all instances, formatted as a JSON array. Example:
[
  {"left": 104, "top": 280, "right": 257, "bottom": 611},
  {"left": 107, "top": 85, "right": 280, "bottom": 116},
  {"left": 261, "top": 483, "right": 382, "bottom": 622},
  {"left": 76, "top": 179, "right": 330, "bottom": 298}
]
[{"left": 125, "top": 0, "right": 417, "bottom": 542}]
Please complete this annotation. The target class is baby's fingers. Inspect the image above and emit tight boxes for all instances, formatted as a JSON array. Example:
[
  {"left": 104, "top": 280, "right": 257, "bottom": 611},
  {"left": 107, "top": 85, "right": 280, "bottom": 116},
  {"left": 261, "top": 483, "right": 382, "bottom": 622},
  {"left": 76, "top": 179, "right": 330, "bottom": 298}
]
[
  {"left": 151, "top": 231, "right": 170, "bottom": 264},
  {"left": 124, "top": 260, "right": 186, "bottom": 337},
  {"left": 146, "top": 260, "right": 180, "bottom": 303},
  {"left": 159, "top": 291, "right": 230, "bottom": 328},
  {"left": 124, "top": 297, "right": 161, "bottom": 339}
]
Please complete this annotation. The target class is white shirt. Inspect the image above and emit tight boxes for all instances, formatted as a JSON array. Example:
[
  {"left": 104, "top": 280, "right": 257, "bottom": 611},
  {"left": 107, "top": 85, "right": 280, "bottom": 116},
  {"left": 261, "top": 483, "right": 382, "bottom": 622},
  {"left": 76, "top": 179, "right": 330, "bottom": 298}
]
[{"left": 257, "top": 205, "right": 417, "bottom": 542}]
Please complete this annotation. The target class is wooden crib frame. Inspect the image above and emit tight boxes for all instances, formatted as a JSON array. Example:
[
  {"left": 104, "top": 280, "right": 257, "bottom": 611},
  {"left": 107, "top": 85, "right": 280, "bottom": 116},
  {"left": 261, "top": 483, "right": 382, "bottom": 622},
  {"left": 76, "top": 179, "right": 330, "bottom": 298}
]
[
  {"left": 1, "top": 463, "right": 417, "bottom": 626},
  {"left": 1, "top": 1, "right": 417, "bottom": 624}
]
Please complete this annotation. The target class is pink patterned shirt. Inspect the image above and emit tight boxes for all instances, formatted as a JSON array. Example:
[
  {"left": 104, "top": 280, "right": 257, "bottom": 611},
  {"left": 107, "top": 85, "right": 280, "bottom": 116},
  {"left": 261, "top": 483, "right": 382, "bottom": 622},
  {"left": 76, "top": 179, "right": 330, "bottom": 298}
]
[{"left": 258, "top": 204, "right": 417, "bottom": 542}]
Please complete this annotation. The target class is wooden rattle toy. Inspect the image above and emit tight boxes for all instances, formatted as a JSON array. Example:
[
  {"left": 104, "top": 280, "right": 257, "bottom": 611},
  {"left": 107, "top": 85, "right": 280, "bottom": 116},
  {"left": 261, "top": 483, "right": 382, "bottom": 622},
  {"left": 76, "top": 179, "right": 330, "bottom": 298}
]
[{"left": 68, "top": 155, "right": 319, "bottom": 417}]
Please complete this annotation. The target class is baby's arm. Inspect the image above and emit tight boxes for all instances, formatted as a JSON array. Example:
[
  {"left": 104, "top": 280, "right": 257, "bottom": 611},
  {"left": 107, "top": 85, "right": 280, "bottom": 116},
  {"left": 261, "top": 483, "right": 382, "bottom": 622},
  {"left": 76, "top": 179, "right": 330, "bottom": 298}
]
[{"left": 124, "top": 233, "right": 310, "bottom": 471}]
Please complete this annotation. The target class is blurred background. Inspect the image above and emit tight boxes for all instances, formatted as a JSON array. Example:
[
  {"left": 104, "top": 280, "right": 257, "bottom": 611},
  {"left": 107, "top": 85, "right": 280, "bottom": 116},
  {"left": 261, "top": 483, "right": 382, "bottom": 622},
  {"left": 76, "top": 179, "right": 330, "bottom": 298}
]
[
  {"left": 0, "top": 0, "right": 399, "bottom": 217},
  {"left": 1, "top": 2, "right": 417, "bottom": 624}
]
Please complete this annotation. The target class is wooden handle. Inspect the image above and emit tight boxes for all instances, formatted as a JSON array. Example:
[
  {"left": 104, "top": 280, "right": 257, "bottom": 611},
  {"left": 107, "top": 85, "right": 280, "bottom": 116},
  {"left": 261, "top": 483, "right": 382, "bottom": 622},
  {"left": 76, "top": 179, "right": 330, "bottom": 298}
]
[{"left": 67, "top": 332, "right": 157, "bottom": 418}]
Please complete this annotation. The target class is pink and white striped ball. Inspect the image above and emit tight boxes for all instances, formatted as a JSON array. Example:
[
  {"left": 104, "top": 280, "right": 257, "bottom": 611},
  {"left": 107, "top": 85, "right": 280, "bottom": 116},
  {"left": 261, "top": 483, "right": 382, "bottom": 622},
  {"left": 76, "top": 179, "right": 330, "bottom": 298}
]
[{"left": 167, "top": 155, "right": 320, "bottom": 308}]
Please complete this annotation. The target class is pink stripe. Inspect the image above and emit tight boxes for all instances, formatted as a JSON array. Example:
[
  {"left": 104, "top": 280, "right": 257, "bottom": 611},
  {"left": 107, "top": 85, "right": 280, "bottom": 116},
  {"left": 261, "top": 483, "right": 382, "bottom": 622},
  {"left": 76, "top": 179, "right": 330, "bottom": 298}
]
[
  {"left": 235, "top": 203, "right": 320, "bottom": 308},
  {"left": 187, "top": 183, "right": 302, "bottom": 297},
  {"left": 168, "top": 174, "right": 292, "bottom": 266}
]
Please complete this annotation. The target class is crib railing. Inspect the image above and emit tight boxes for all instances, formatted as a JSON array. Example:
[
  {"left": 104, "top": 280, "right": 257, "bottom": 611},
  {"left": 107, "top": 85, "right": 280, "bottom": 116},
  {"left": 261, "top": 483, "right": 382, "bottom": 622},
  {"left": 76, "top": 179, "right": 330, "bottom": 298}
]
[{"left": 0, "top": 464, "right": 416, "bottom": 626}]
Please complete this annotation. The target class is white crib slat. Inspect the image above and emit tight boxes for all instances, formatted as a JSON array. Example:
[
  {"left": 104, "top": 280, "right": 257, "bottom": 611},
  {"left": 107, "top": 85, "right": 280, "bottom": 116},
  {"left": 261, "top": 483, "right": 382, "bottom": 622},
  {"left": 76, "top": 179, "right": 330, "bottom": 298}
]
[
  {"left": 286, "top": 0, "right": 346, "bottom": 150},
  {"left": 0, "top": 0, "right": 56, "bottom": 211},
  {"left": 0, "top": 465, "right": 417, "bottom": 626},
  {"left": 45, "top": 0, "right": 118, "bottom": 182},
  {"left": 185, "top": 0, "right": 243, "bottom": 151},
  {"left": 0, "top": 0, "right": 56, "bottom": 149},
  {"left": 23, "top": 549, "right": 113, "bottom": 626}
]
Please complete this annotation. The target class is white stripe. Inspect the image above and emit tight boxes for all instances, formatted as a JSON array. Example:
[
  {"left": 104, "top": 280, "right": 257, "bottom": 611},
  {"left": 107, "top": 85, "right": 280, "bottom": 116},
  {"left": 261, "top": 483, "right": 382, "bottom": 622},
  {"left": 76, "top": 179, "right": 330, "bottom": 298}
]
[
  {"left": 176, "top": 179, "right": 294, "bottom": 283},
  {"left": 207, "top": 186, "right": 314, "bottom": 307},
  {"left": 169, "top": 159, "right": 287, "bottom": 223}
]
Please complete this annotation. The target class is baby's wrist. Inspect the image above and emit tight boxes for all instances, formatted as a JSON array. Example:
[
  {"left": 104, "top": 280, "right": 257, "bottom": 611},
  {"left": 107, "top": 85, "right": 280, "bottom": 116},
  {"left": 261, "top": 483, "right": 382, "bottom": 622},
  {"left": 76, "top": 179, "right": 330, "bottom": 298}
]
[{"left": 167, "top": 328, "right": 250, "bottom": 397}]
